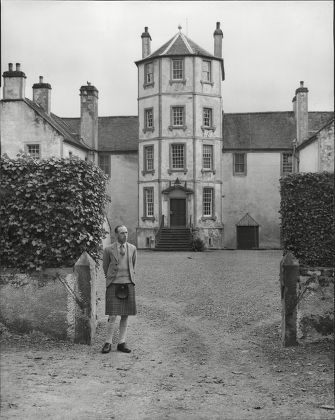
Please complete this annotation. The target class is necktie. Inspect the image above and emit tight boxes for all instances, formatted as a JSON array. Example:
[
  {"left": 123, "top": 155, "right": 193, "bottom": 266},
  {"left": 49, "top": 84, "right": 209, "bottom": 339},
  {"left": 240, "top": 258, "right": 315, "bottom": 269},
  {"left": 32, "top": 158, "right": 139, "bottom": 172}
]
[{"left": 120, "top": 244, "right": 125, "bottom": 256}]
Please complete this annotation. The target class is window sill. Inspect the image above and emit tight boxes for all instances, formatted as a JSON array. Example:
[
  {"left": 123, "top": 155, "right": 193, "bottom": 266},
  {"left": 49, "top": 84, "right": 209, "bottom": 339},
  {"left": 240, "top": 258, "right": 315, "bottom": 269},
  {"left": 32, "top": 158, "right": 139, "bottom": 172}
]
[
  {"left": 142, "top": 127, "right": 155, "bottom": 134},
  {"left": 201, "top": 169, "right": 216, "bottom": 174},
  {"left": 143, "top": 82, "right": 155, "bottom": 89},
  {"left": 201, "top": 125, "right": 216, "bottom": 133},
  {"left": 168, "top": 168, "right": 188, "bottom": 175},
  {"left": 233, "top": 172, "right": 247, "bottom": 176},
  {"left": 142, "top": 170, "right": 155, "bottom": 176},
  {"left": 168, "top": 125, "right": 187, "bottom": 132},
  {"left": 141, "top": 216, "right": 156, "bottom": 222},
  {"left": 201, "top": 216, "right": 217, "bottom": 221},
  {"left": 200, "top": 80, "right": 214, "bottom": 86},
  {"left": 169, "top": 79, "right": 186, "bottom": 85}
]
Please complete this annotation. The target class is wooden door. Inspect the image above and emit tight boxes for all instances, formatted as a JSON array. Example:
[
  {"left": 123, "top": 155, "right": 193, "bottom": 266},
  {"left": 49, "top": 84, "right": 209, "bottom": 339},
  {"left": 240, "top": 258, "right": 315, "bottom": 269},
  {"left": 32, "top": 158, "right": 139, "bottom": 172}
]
[
  {"left": 170, "top": 199, "right": 186, "bottom": 227},
  {"left": 237, "top": 226, "right": 259, "bottom": 249}
]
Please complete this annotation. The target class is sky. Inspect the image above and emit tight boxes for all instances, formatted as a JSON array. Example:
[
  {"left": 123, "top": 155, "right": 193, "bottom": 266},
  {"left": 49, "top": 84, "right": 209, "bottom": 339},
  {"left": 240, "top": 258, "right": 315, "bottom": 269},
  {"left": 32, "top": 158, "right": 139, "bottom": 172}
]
[{"left": 1, "top": 1, "right": 334, "bottom": 117}]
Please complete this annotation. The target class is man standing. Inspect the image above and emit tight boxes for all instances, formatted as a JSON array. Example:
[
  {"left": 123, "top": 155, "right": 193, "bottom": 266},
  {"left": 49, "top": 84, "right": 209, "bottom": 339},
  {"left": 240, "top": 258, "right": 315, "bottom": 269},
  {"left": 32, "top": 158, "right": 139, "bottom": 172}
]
[{"left": 101, "top": 225, "right": 137, "bottom": 354}]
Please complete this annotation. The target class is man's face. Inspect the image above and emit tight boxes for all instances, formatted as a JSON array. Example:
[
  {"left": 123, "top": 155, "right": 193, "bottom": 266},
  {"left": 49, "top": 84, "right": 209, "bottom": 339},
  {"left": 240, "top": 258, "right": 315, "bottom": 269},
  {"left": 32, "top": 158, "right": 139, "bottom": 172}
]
[{"left": 117, "top": 226, "right": 128, "bottom": 244}]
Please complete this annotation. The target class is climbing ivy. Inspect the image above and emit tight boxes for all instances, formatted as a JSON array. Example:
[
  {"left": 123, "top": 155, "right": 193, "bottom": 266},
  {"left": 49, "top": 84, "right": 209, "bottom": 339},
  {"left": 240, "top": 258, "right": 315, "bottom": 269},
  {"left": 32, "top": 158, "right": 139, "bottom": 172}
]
[
  {"left": 279, "top": 172, "right": 334, "bottom": 266},
  {"left": 0, "top": 155, "right": 108, "bottom": 271}
]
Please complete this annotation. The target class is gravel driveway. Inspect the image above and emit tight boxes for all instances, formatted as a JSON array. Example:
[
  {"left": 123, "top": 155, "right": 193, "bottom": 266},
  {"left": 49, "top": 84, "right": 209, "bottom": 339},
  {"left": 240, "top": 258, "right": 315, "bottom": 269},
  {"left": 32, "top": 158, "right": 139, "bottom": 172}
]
[{"left": 1, "top": 250, "right": 334, "bottom": 419}]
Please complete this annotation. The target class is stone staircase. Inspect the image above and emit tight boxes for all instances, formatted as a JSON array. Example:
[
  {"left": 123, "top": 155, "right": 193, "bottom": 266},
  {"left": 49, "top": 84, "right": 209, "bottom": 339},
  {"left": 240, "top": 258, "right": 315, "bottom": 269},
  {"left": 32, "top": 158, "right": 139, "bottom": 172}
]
[{"left": 155, "top": 227, "right": 193, "bottom": 251}]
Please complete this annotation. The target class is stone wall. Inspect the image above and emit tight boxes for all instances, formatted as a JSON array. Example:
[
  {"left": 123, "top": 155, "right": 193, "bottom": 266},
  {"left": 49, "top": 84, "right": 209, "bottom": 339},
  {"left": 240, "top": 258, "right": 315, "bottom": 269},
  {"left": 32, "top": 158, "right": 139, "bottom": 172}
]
[
  {"left": 297, "top": 267, "right": 334, "bottom": 343},
  {"left": 0, "top": 252, "right": 106, "bottom": 343}
]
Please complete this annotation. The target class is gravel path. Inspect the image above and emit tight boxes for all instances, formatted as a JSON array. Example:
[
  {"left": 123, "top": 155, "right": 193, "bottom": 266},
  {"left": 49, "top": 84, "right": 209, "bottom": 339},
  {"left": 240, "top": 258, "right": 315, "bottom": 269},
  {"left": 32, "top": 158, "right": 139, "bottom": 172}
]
[{"left": 1, "top": 250, "right": 333, "bottom": 419}]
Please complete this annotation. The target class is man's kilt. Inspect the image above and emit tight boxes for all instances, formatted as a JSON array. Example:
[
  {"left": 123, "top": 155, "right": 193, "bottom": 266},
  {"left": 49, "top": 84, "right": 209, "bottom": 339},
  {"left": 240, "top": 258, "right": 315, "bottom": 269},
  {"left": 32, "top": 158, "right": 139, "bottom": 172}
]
[{"left": 105, "top": 283, "right": 137, "bottom": 316}]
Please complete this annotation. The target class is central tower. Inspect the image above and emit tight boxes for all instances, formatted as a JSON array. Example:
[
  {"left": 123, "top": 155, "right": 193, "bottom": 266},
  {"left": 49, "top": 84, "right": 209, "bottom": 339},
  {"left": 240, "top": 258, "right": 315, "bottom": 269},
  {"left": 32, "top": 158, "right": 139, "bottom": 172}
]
[{"left": 135, "top": 23, "right": 225, "bottom": 249}]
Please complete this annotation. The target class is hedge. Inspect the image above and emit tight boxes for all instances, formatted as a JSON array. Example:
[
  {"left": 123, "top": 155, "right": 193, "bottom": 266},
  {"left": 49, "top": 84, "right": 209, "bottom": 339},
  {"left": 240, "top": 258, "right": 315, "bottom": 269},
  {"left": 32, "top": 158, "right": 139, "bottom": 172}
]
[
  {"left": 279, "top": 172, "right": 334, "bottom": 266},
  {"left": 0, "top": 155, "right": 108, "bottom": 271}
]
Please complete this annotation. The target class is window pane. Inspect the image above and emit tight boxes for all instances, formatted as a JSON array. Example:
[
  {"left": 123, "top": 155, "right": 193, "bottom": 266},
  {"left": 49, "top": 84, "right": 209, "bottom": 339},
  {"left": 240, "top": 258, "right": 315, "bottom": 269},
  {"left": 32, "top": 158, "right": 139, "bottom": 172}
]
[
  {"left": 234, "top": 153, "right": 245, "bottom": 173},
  {"left": 282, "top": 153, "right": 293, "bottom": 174},
  {"left": 203, "top": 108, "right": 212, "bottom": 127},
  {"left": 203, "top": 188, "right": 213, "bottom": 216},
  {"left": 203, "top": 145, "right": 213, "bottom": 169},
  {"left": 172, "top": 144, "right": 185, "bottom": 169},
  {"left": 145, "top": 188, "right": 154, "bottom": 216},
  {"left": 145, "top": 109, "right": 153, "bottom": 128},
  {"left": 145, "top": 146, "right": 154, "bottom": 171},
  {"left": 202, "top": 60, "right": 211, "bottom": 81},
  {"left": 145, "top": 62, "right": 153, "bottom": 84},
  {"left": 27, "top": 144, "right": 40, "bottom": 158},
  {"left": 172, "top": 59, "right": 183, "bottom": 79},
  {"left": 172, "top": 107, "right": 184, "bottom": 126}
]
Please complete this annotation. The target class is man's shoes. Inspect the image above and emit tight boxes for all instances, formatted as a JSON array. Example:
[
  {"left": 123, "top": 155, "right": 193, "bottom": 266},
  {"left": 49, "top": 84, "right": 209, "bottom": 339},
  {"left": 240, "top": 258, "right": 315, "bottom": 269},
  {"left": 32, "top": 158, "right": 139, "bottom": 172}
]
[
  {"left": 101, "top": 343, "right": 112, "bottom": 354},
  {"left": 117, "top": 343, "right": 131, "bottom": 353}
]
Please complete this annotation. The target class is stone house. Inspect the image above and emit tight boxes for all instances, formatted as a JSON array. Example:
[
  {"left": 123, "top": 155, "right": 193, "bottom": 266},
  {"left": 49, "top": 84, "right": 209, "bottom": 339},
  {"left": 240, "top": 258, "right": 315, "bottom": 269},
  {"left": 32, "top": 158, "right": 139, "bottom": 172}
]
[{"left": 1, "top": 23, "right": 333, "bottom": 249}]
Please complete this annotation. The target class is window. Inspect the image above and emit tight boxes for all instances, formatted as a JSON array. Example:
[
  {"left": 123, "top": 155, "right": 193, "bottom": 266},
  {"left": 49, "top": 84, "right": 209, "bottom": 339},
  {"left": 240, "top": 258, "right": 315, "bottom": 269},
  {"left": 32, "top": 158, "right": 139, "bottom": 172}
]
[
  {"left": 172, "top": 106, "right": 184, "bottom": 126},
  {"left": 144, "top": 187, "right": 154, "bottom": 217},
  {"left": 171, "top": 144, "right": 185, "bottom": 169},
  {"left": 203, "top": 145, "right": 213, "bottom": 170},
  {"left": 233, "top": 153, "right": 246, "bottom": 175},
  {"left": 144, "top": 108, "right": 154, "bottom": 131},
  {"left": 172, "top": 59, "right": 184, "bottom": 80},
  {"left": 202, "top": 60, "right": 211, "bottom": 82},
  {"left": 203, "top": 188, "right": 214, "bottom": 217},
  {"left": 203, "top": 108, "right": 212, "bottom": 128},
  {"left": 282, "top": 152, "right": 293, "bottom": 175},
  {"left": 144, "top": 62, "right": 153, "bottom": 85},
  {"left": 26, "top": 144, "right": 40, "bottom": 159},
  {"left": 144, "top": 146, "right": 154, "bottom": 172},
  {"left": 99, "top": 154, "right": 110, "bottom": 176}
]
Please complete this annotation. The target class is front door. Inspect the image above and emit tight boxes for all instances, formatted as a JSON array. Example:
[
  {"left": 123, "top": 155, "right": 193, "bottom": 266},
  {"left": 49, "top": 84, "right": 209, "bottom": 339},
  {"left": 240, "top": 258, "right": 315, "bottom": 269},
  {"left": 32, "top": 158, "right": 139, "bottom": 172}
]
[{"left": 170, "top": 199, "right": 186, "bottom": 227}]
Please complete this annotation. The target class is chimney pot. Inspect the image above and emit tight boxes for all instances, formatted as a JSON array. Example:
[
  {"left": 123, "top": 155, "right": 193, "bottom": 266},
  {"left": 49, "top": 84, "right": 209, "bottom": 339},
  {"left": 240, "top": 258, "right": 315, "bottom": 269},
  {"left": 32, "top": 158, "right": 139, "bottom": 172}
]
[
  {"left": 16, "top": 63, "right": 21, "bottom": 71},
  {"left": 145, "top": 26, "right": 148, "bottom": 32},
  {"left": 216, "top": 22, "right": 220, "bottom": 29},
  {"left": 300, "top": 81, "right": 304, "bottom": 87},
  {"left": 39, "top": 76, "right": 43, "bottom": 83},
  {"left": 8, "top": 63, "right": 13, "bottom": 71}
]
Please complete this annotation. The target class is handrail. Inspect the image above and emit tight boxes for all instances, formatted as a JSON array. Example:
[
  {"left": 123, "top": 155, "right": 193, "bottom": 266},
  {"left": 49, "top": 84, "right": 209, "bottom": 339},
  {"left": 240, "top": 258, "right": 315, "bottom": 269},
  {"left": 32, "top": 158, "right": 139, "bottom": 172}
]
[{"left": 155, "top": 214, "right": 165, "bottom": 246}]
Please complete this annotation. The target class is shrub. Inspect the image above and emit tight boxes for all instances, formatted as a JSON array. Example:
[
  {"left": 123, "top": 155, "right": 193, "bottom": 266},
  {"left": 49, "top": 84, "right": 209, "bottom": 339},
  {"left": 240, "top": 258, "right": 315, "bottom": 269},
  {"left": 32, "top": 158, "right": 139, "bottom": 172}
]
[
  {"left": 192, "top": 237, "right": 206, "bottom": 252},
  {"left": 0, "top": 155, "right": 108, "bottom": 271},
  {"left": 279, "top": 172, "right": 334, "bottom": 266}
]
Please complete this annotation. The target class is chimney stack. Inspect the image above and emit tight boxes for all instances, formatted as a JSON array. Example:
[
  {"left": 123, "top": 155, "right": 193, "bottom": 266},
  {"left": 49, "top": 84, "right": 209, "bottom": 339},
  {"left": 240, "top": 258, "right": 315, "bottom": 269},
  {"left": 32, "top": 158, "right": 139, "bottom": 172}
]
[
  {"left": 2, "top": 62, "right": 26, "bottom": 100},
  {"left": 141, "top": 27, "right": 152, "bottom": 59},
  {"left": 32, "top": 75, "right": 52, "bottom": 114},
  {"left": 213, "top": 22, "right": 223, "bottom": 58},
  {"left": 80, "top": 83, "right": 99, "bottom": 152},
  {"left": 295, "top": 81, "right": 309, "bottom": 145}
]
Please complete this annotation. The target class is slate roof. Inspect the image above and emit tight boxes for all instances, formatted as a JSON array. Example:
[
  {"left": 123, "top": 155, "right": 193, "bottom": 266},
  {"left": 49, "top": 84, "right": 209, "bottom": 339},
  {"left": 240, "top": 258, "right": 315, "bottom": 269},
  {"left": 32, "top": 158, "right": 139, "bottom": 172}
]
[
  {"left": 24, "top": 98, "right": 90, "bottom": 150},
  {"left": 223, "top": 111, "right": 334, "bottom": 150},
  {"left": 147, "top": 31, "right": 216, "bottom": 60},
  {"left": 135, "top": 31, "right": 224, "bottom": 79},
  {"left": 236, "top": 213, "right": 259, "bottom": 226},
  {"left": 62, "top": 116, "right": 139, "bottom": 153},
  {"left": 60, "top": 111, "right": 333, "bottom": 153},
  {"left": 297, "top": 117, "right": 334, "bottom": 151}
]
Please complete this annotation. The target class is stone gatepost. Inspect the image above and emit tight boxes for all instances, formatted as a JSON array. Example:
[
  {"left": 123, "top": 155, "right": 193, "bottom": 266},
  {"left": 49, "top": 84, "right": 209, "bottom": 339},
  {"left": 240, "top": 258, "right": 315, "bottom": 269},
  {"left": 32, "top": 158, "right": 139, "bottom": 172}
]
[
  {"left": 280, "top": 252, "right": 299, "bottom": 346},
  {"left": 73, "top": 252, "right": 98, "bottom": 344}
]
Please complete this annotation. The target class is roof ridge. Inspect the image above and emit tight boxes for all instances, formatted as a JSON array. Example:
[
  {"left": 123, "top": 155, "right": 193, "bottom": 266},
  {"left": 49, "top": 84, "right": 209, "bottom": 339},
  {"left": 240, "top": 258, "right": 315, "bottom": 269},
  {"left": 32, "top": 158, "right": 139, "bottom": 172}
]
[
  {"left": 160, "top": 32, "right": 180, "bottom": 56},
  {"left": 180, "top": 32, "right": 194, "bottom": 54}
]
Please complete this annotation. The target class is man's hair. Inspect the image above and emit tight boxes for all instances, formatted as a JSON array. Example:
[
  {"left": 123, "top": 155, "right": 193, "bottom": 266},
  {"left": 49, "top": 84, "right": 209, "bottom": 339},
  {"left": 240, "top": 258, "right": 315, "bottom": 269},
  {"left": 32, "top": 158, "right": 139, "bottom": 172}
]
[{"left": 115, "top": 224, "right": 126, "bottom": 234}]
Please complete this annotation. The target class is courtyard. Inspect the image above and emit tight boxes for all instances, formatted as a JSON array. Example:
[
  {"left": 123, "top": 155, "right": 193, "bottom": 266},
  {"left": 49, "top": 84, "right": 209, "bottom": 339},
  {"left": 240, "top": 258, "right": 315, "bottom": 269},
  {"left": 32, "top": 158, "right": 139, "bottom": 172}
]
[{"left": 1, "top": 250, "right": 333, "bottom": 419}]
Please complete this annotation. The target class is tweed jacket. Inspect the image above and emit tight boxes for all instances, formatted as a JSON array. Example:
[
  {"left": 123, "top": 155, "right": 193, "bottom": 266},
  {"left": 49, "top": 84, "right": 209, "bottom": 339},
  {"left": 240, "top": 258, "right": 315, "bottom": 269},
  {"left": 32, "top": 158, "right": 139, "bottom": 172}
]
[{"left": 103, "top": 242, "right": 137, "bottom": 288}]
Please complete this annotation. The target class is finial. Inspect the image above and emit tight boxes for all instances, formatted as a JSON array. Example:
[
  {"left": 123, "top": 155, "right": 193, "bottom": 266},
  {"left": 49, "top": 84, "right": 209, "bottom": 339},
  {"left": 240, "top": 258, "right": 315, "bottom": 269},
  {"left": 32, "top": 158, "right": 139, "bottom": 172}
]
[{"left": 178, "top": 24, "right": 182, "bottom": 32}]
